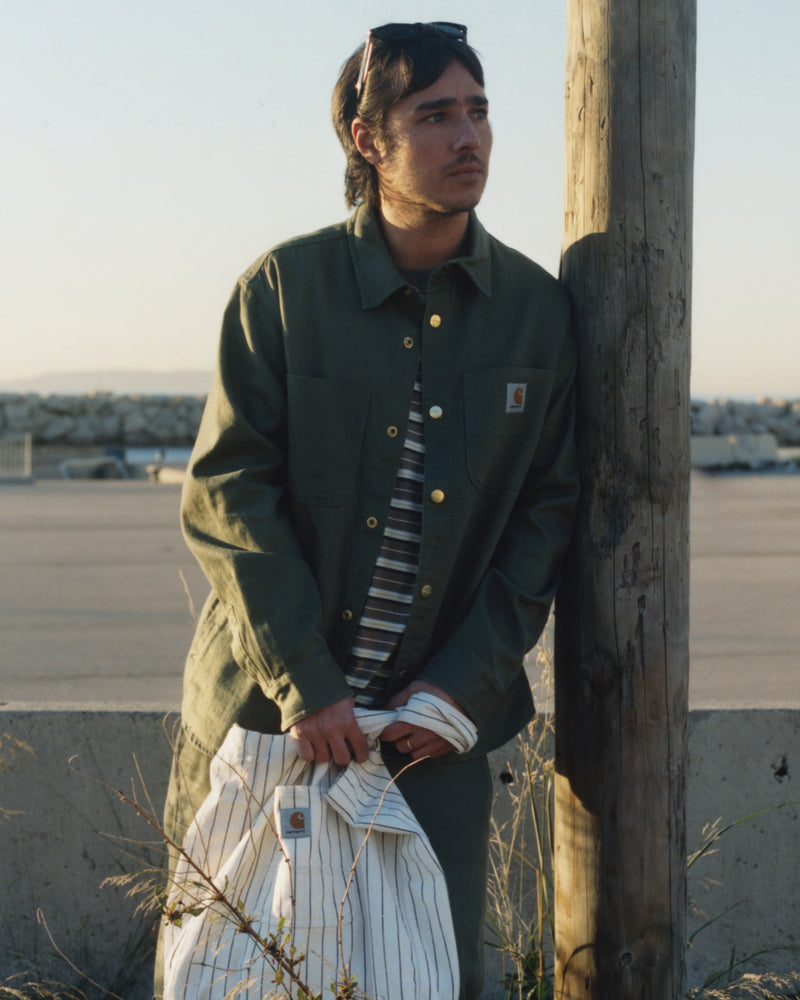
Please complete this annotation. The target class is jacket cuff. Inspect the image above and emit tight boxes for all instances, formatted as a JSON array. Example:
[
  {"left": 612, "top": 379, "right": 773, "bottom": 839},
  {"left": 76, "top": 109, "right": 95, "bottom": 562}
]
[{"left": 230, "top": 624, "right": 353, "bottom": 731}]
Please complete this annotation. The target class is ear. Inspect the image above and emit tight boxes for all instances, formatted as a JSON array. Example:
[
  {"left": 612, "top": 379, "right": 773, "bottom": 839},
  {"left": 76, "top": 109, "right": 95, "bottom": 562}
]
[{"left": 351, "top": 117, "right": 383, "bottom": 165}]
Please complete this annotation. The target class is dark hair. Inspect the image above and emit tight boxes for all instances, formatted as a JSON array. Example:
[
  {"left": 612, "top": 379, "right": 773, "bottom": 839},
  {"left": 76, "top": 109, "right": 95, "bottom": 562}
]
[{"left": 331, "top": 31, "right": 485, "bottom": 209}]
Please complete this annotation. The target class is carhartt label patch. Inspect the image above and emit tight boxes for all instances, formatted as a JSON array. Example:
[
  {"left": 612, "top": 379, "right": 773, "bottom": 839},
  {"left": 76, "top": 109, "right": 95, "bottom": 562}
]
[
  {"left": 280, "top": 807, "right": 311, "bottom": 839},
  {"left": 506, "top": 383, "right": 527, "bottom": 414}
]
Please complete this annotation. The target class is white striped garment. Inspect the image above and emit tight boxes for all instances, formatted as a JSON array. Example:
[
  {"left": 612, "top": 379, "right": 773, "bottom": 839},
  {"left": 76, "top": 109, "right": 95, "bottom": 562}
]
[
  {"left": 163, "top": 693, "right": 477, "bottom": 1000},
  {"left": 345, "top": 366, "right": 425, "bottom": 705}
]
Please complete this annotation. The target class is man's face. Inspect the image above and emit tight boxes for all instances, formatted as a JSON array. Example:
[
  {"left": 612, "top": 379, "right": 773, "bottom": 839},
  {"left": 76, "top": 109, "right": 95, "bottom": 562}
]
[{"left": 371, "top": 59, "right": 492, "bottom": 220}]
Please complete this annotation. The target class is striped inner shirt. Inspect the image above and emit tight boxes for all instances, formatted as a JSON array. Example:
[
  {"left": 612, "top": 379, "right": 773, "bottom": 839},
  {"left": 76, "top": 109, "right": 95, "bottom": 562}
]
[{"left": 345, "top": 363, "right": 425, "bottom": 706}]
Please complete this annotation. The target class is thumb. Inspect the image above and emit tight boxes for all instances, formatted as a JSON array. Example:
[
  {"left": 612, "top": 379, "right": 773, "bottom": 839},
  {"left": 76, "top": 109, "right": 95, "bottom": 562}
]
[{"left": 386, "top": 689, "right": 412, "bottom": 710}]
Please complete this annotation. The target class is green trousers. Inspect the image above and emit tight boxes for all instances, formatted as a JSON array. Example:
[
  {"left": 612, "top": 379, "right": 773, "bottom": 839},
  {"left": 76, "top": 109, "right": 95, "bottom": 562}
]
[
  {"left": 156, "top": 726, "right": 492, "bottom": 1000},
  {"left": 385, "top": 749, "right": 493, "bottom": 1000}
]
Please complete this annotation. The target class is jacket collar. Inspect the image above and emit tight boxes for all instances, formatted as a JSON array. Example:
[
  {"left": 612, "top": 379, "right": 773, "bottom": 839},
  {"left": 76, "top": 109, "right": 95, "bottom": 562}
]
[{"left": 347, "top": 203, "right": 492, "bottom": 309}]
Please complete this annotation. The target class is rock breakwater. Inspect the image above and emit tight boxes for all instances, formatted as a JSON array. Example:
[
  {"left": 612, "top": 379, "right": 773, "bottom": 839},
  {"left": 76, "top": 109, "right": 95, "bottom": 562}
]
[
  {"left": 1, "top": 393, "right": 799, "bottom": 447},
  {"left": 0, "top": 392, "right": 205, "bottom": 446},
  {"left": 691, "top": 398, "right": 800, "bottom": 446}
]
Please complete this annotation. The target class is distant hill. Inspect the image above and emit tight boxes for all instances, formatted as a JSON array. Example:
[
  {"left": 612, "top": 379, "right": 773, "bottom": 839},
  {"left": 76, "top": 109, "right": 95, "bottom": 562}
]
[{"left": 0, "top": 369, "right": 213, "bottom": 396}]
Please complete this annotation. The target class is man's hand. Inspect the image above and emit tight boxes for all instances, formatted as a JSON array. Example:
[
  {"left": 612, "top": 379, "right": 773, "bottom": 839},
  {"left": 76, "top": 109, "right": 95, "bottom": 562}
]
[
  {"left": 288, "top": 696, "right": 369, "bottom": 766},
  {"left": 380, "top": 679, "right": 468, "bottom": 760}
]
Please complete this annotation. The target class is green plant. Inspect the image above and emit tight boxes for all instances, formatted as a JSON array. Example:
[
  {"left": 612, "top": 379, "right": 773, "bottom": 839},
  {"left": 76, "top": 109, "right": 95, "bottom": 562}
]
[
  {"left": 0, "top": 979, "right": 90, "bottom": 1000},
  {"left": 486, "top": 633, "right": 556, "bottom": 1000},
  {"left": 686, "top": 801, "right": 800, "bottom": 999},
  {"left": 0, "top": 734, "right": 34, "bottom": 825},
  {"left": 686, "top": 971, "right": 800, "bottom": 999},
  {"left": 485, "top": 631, "right": 800, "bottom": 1000}
]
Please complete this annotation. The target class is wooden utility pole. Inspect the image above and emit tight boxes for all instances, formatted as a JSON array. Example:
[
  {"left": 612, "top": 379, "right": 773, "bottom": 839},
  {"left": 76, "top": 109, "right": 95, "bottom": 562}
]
[{"left": 554, "top": 3, "right": 696, "bottom": 999}]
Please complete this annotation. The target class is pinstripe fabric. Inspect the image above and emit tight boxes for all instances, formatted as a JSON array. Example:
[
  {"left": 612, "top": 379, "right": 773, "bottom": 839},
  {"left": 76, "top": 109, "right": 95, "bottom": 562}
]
[
  {"left": 345, "top": 366, "right": 425, "bottom": 706},
  {"left": 164, "top": 693, "right": 477, "bottom": 1000}
]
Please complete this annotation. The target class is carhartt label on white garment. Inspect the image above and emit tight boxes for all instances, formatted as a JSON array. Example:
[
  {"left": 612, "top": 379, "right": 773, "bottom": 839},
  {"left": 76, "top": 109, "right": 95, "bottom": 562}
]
[
  {"left": 280, "top": 806, "right": 310, "bottom": 839},
  {"left": 506, "top": 382, "right": 527, "bottom": 413}
]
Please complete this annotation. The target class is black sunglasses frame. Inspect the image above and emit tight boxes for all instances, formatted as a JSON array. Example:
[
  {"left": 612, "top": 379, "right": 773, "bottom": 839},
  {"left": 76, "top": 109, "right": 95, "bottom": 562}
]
[{"left": 354, "top": 22, "right": 468, "bottom": 100}]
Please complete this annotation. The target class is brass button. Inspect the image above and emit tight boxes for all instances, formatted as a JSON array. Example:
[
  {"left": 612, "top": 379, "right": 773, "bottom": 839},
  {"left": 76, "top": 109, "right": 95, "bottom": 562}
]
[
  {"left": 342, "top": 609, "right": 353, "bottom": 621},
  {"left": 420, "top": 584, "right": 433, "bottom": 599},
  {"left": 429, "top": 314, "right": 442, "bottom": 328},
  {"left": 386, "top": 425, "right": 399, "bottom": 438},
  {"left": 430, "top": 489, "right": 445, "bottom": 504},
  {"left": 429, "top": 405, "right": 443, "bottom": 419},
  {"left": 366, "top": 516, "right": 378, "bottom": 529},
  {"left": 404, "top": 336, "right": 414, "bottom": 349}
]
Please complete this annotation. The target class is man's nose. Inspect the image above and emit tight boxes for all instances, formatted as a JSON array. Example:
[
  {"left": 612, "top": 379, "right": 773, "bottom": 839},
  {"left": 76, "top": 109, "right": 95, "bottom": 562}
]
[{"left": 453, "top": 114, "right": 481, "bottom": 150}]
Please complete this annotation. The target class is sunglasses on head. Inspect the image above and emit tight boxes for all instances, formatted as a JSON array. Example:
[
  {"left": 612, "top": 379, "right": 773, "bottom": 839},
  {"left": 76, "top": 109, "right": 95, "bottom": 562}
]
[{"left": 354, "top": 21, "right": 469, "bottom": 100}]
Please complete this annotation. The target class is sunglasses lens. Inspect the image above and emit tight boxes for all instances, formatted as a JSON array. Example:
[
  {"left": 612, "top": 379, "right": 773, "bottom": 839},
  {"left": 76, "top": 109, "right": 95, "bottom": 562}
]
[
  {"left": 371, "top": 22, "right": 467, "bottom": 43},
  {"left": 431, "top": 22, "right": 468, "bottom": 39},
  {"left": 374, "top": 24, "right": 417, "bottom": 40}
]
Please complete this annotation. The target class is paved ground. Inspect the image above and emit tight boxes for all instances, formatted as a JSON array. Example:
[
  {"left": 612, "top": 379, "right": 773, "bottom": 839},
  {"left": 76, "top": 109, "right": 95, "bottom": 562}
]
[
  {"left": 1, "top": 472, "right": 798, "bottom": 709},
  {"left": 688, "top": 470, "right": 800, "bottom": 707},
  {"left": 0, "top": 480, "right": 201, "bottom": 709}
]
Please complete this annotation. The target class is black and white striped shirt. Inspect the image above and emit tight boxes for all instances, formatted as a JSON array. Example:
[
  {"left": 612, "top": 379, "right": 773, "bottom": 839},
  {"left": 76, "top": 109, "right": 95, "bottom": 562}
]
[{"left": 345, "top": 364, "right": 425, "bottom": 705}]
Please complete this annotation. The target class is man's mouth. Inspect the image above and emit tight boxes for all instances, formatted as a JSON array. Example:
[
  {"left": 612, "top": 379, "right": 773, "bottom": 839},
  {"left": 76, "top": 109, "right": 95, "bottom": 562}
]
[{"left": 447, "top": 156, "right": 484, "bottom": 178}]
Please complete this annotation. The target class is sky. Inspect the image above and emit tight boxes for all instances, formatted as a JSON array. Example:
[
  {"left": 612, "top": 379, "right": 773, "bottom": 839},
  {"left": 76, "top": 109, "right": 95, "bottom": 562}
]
[{"left": 2, "top": 0, "right": 798, "bottom": 399}]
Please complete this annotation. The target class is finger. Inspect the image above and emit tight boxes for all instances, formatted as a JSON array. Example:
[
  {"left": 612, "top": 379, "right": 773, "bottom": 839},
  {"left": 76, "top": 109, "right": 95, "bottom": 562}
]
[
  {"left": 325, "top": 724, "right": 370, "bottom": 767},
  {"left": 329, "top": 738, "right": 354, "bottom": 768},
  {"left": 394, "top": 732, "right": 424, "bottom": 757},
  {"left": 379, "top": 722, "right": 408, "bottom": 742},
  {"left": 347, "top": 728, "right": 370, "bottom": 765},
  {"left": 309, "top": 737, "right": 331, "bottom": 763},
  {"left": 289, "top": 734, "right": 317, "bottom": 762},
  {"left": 408, "top": 732, "right": 454, "bottom": 760},
  {"left": 417, "top": 738, "right": 451, "bottom": 760}
]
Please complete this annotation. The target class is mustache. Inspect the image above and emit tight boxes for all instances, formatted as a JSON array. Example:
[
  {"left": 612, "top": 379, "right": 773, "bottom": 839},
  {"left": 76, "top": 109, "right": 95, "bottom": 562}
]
[{"left": 445, "top": 153, "right": 485, "bottom": 171}]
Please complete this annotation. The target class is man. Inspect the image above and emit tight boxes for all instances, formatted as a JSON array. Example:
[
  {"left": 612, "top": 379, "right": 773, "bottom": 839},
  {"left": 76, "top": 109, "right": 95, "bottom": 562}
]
[{"left": 163, "top": 22, "right": 578, "bottom": 1000}]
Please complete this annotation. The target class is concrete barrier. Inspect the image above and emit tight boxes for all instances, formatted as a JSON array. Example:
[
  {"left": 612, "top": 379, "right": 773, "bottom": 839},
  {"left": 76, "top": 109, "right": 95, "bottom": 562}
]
[{"left": 1, "top": 709, "right": 797, "bottom": 998}]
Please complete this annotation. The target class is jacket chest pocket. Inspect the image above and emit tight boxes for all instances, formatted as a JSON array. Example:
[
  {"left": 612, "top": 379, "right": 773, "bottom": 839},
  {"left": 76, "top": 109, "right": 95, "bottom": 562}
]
[
  {"left": 287, "top": 375, "right": 370, "bottom": 506},
  {"left": 463, "top": 367, "right": 554, "bottom": 490}
]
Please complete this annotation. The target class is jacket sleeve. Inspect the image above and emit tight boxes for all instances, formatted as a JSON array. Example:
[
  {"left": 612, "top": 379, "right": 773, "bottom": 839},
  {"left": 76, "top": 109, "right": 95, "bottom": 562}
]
[
  {"left": 180, "top": 272, "right": 353, "bottom": 731},
  {"left": 421, "top": 317, "right": 579, "bottom": 731}
]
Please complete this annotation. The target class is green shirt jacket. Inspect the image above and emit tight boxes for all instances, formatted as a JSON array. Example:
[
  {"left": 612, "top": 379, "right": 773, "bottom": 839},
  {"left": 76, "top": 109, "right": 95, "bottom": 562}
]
[{"left": 179, "top": 203, "right": 579, "bottom": 762}]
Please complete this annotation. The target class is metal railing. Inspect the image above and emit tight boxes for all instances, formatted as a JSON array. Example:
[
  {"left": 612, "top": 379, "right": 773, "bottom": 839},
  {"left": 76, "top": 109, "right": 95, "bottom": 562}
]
[{"left": 0, "top": 433, "right": 33, "bottom": 481}]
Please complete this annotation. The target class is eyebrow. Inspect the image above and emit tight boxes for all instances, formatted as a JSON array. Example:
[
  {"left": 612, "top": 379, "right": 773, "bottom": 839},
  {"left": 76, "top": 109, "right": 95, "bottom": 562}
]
[{"left": 412, "top": 95, "right": 489, "bottom": 113}]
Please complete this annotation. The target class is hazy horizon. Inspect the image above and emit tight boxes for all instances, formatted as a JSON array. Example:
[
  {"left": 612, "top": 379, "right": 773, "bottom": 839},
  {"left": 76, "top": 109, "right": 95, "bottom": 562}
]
[{"left": 0, "top": 367, "right": 213, "bottom": 397}]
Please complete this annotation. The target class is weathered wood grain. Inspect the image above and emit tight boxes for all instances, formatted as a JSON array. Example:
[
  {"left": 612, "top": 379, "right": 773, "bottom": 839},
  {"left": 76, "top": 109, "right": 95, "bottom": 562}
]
[{"left": 554, "top": 2, "right": 696, "bottom": 997}]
